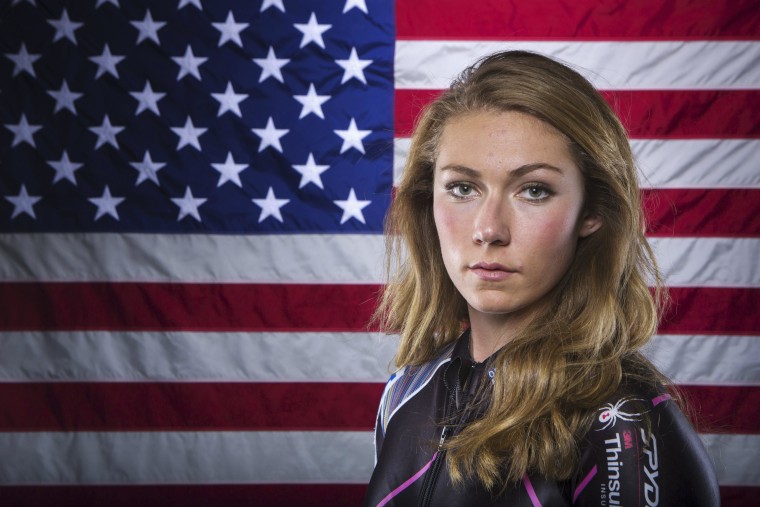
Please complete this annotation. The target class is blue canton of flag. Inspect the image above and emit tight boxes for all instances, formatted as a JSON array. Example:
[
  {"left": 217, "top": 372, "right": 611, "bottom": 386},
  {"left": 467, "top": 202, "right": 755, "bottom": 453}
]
[{"left": 0, "top": 0, "right": 394, "bottom": 233}]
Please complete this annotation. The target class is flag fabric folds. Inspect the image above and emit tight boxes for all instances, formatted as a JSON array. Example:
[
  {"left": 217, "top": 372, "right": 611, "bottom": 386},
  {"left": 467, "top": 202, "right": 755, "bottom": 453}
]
[{"left": 0, "top": 1, "right": 758, "bottom": 506}]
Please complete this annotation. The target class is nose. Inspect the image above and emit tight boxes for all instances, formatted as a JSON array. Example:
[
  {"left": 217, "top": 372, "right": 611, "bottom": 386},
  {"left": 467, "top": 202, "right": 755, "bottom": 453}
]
[{"left": 472, "top": 195, "right": 510, "bottom": 245}]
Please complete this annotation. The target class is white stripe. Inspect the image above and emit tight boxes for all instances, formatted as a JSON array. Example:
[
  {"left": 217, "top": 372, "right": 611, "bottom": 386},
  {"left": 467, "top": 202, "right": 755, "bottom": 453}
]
[
  {"left": 0, "top": 331, "right": 398, "bottom": 383},
  {"left": 1, "top": 232, "right": 758, "bottom": 288},
  {"left": 633, "top": 140, "right": 760, "bottom": 189},
  {"left": 0, "top": 431, "right": 374, "bottom": 484},
  {"left": 386, "top": 356, "right": 452, "bottom": 431},
  {"left": 651, "top": 237, "right": 760, "bottom": 288},
  {"left": 394, "top": 138, "right": 760, "bottom": 190},
  {"left": 393, "top": 138, "right": 410, "bottom": 184},
  {"left": 701, "top": 433, "right": 760, "bottom": 486},
  {"left": 0, "top": 233, "right": 385, "bottom": 283},
  {"left": 644, "top": 335, "right": 760, "bottom": 386},
  {"left": 395, "top": 40, "right": 760, "bottom": 90},
  {"left": 1, "top": 331, "right": 756, "bottom": 386},
  {"left": 0, "top": 431, "right": 754, "bottom": 486}
]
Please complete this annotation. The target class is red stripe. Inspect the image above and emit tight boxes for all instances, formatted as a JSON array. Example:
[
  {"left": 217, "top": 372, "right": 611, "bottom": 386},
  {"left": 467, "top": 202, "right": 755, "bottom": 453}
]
[
  {"left": 394, "top": 89, "right": 760, "bottom": 139},
  {"left": 0, "top": 484, "right": 756, "bottom": 507},
  {"left": 0, "top": 382, "right": 383, "bottom": 431},
  {"left": 662, "top": 287, "right": 760, "bottom": 336},
  {"left": 0, "top": 282, "right": 380, "bottom": 332},
  {"left": 0, "top": 284, "right": 756, "bottom": 335},
  {"left": 396, "top": 0, "right": 760, "bottom": 40},
  {"left": 0, "top": 382, "right": 756, "bottom": 434},
  {"left": 394, "top": 89, "right": 441, "bottom": 138},
  {"left": 0, "top": 484, "right": 367, "bottom": 507},
  {"left": 643, "top": 189, "right": 760, "bottom": 238},
  {"left": 680, "top": 385, "right": 760, "bottom": 434},
  {"left": 392, "top": 179, "right": 759, "bottom": 240},
  {"left": 604, "top": 90, "right": 760, "bottom": 140},
  {"left": 720, "top": 486, "right": 760, "bottom": 507}
]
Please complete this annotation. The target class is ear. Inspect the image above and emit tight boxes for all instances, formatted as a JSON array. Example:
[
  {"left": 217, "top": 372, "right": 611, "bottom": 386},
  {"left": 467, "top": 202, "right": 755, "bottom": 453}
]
[{"left": 578, "top": 213, "right": 603, "bottom": 238}]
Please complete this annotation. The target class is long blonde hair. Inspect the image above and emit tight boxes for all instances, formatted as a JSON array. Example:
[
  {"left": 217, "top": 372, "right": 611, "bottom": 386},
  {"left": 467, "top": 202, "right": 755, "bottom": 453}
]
[{"left": 374, "top": 51, "right": 669, "bottom": 487}]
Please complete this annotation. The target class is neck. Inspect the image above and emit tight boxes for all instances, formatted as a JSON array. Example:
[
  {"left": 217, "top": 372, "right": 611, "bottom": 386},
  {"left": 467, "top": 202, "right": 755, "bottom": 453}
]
[{"left": 467, "top": 308, "right": 533, "bottom": 362}]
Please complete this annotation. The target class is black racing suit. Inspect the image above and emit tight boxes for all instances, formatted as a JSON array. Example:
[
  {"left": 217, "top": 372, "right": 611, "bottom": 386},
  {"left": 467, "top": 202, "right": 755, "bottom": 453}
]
[{"left": 364, "top": 331, "right": 720, "bottom": 506}]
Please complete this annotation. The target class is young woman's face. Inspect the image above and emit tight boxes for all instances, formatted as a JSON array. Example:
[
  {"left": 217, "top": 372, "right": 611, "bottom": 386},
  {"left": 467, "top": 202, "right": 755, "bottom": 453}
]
[{"left": 433, "top": 110, "right": 601, "bottom": 324}]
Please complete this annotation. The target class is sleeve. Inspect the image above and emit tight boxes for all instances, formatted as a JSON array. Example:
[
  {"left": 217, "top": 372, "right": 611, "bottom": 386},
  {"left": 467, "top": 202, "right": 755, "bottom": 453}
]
[
  {"left": 373, "top": 400, "right": 385, "bottom": 465},
  {"left": 373, "top": 368, "right": 402, "bottom": 464},
  {"left": 570, "top": 392, "right": 720, "bottom": 507}
]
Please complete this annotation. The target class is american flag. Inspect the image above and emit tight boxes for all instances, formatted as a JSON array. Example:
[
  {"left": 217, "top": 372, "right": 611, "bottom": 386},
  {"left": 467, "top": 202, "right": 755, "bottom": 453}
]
[{"left": 0, "top": 0, "right": 757, "bottom": 506}]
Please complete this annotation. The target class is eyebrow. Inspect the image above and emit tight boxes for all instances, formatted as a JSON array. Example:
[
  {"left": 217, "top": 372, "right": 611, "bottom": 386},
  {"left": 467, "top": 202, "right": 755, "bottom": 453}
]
[{"left": 438, "top": 163, "right": 564, "bottom": 179}]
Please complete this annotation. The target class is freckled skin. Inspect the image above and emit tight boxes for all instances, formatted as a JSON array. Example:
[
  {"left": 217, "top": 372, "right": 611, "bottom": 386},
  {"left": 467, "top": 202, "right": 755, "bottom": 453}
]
[{"left": 433, "top": 111, "right": 601, "bottom": 359}]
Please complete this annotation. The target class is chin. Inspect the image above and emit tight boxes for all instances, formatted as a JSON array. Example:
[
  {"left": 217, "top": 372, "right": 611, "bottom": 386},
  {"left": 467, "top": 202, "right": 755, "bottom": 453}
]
[
  {"left": 467, "top": 297, "right": 524, "bottom": 316},
  {"left": 463, "top": 287, "right": 545, "bottom": 318}
]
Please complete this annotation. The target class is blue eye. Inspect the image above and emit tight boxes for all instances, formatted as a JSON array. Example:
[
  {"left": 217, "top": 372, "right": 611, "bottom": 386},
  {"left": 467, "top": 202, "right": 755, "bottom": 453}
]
[
  {"left": 454, "top": 184, "right": 473, "bottom": 196},
  {"left": 521, "top": 184, "right": 552, "bottom": 201},
  {"left": 446, "top": 182, "right": 477, "bottom": 199}
]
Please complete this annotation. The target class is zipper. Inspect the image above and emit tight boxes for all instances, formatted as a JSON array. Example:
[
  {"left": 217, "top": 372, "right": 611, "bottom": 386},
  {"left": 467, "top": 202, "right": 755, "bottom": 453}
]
[
  {"left": 418, "top": 358, "right": 474, "bottom": 506},
  {"left": 417, "top": 425, "right": 450, "bottom": 507},
  {"left": 418, "top": 376, "right": 459, "bottom": 507}
]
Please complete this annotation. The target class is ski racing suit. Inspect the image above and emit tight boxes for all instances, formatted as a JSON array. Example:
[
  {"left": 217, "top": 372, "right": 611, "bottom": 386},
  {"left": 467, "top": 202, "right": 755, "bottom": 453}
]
[{"left": 365, "top": 331, "right": 720, "bottom": 507}]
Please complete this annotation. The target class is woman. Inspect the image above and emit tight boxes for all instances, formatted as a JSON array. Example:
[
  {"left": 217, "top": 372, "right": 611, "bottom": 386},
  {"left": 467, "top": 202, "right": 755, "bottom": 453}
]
[{"left": 364, "top": 51, "right": 719, "bottom": 506}]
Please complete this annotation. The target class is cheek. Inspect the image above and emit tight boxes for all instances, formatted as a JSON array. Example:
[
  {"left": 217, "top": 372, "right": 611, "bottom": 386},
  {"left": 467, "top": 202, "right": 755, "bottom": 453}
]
[
  {"left": 522, "top": 212, "right": 580, "bottom": 257},
  {"left": 433, "top": 204, "right": 455, "bottom": 234},
  {"left": 433, "top": 202, "right": 466, "bottom": 263}
]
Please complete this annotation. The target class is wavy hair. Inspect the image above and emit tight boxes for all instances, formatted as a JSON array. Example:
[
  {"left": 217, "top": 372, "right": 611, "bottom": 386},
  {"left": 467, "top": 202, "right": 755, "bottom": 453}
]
[{"left": 374, "top": 51, "right": 670, "bottom": 488}]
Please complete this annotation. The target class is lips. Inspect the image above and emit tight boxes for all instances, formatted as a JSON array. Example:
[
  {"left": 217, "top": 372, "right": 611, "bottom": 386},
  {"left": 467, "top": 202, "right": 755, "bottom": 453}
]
[{"left": 469, "top": 262, "right": 516, "bottom": 281}]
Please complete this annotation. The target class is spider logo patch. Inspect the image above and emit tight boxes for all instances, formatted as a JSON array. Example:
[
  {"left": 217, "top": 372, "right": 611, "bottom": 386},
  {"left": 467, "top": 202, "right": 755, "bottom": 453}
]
[{"left": 595, "top": 397, "right": 644, "bottom": 431}]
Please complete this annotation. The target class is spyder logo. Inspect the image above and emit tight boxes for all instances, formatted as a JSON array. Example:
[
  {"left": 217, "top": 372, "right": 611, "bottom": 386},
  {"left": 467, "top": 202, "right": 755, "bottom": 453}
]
[{"left": 595, "top": 397, "right": 644, "bottom": 431}]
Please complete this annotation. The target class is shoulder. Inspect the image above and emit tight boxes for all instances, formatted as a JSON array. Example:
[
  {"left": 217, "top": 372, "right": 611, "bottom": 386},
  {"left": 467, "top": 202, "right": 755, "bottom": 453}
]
[
  {"left": 589, "top": 381, "right": 665, "bottom": 435},
  {"left": 572, "top": 381, "right": 720, "bottom": 506},
  {"left": 375, "top": 340, "right": 455, "bottom": 438}
]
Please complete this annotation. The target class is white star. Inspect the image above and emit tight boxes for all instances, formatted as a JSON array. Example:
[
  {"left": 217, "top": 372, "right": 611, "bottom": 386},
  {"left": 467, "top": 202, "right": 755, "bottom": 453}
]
[
  {"left": 130, "top": 81, "right": 165, "bottom": 116},
  {"left": 293, "top": 83, "right": 330, "bottom": 119},
  {"left": 211, "top": 82, "right": 247, "bottom": 117},
  {"left": 293, "top": 12, "right": 331, "bottom": 49},
  {"left": 252, "top": 187, "right": 289, "bottom": 223},
  {"left": 88, "top": 186, "right": 124, "bottom": 221},
  {"left": 334, "top": 188, "right": 371, "bottom": 224},
  {"left": 334, "top": 118, "right": 371, "bottom": 154},
  {"left": 178, "top": 0, "right": 202, "bottom": 9},
  {"left": 171, "top": 186, "right": 207, "bottom": 222},
  {"left": 47, "top": 151, "right": 83, "bottom": 184},
  {"left": 253, "top": 46, "right": 289, "bottom": 83},
  {"left": 48, "top": 8, "right": 83, "bottom": 44},
  {"left": 211, "top": 152, "right": 248, "bottom": 187},
  {"left": 171, "top": 117, "right": 207, "bottom": 151},
  {"left": 89, "top": 44, "right": 125, "bottom": 79},
  {"left": 172, "top": 45, "right": 207, "bottom": 81},
  {"left": 47, "top": 80, "right": 83, "bottom": 114},
  {"left": 89, "top": 115, "right": 125, "bottom": 150},
  {"left": 130, "top": 151, "right": 166, "bottom": 185},
  {"left": 96, "top": 0, "right": 120, "bottom": 7},
  {"left": 252, "top": 117, "right": 288, "bottom": 153},
  {"left": 343, "top": 0, "right": 368, "bottom": 14},
  {"left": 5, "top": 185, "right": 41, "bottom": 219},
  {"left": 5, "top": 114, "right": 42, "bottom": 148},
  {"left": 5, "top": 43, "right": 40, "bottom": 78},
  {"left": 260, "top": 0, "right": 285, "bottom": 12},
  {"left": 336, "top": 47, "right": 372, "bottom": 85},
  {"left": 130, "top": 10, "right": 166, "bottom": 45},
  {"left": 292, "top": 153, "right": 329, "bottom": 189},
  {"left": 212, "top": 11, "right": 248, "bottom": 47}
]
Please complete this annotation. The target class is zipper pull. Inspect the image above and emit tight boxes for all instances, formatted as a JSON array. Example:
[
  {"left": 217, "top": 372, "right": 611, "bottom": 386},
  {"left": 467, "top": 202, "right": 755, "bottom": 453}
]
[{"left": 438, "top": 426, "right": 449, "bottom": 450}]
